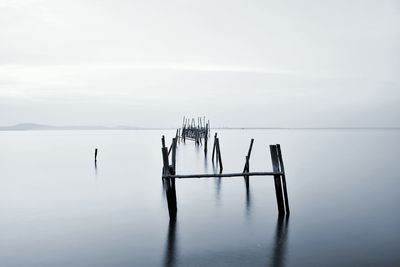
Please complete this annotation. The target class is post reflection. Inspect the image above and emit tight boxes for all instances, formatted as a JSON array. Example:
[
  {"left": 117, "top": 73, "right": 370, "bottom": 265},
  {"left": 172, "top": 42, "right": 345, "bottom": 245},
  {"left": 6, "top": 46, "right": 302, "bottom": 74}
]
[
  {"left": 161, "top": 215, "right": 290, "bottom": 267},
  {"left": 94, "top": 160, "right": 98, "bottom": 177},
  {"left": 244, "top": 176, "right": 251, "bottom": 217},
  {"left": 269, "top": 214, "right": 290, "bottom": 267},
  {"left": 163, "top": 220, "right": 178, "bottom": 267},
  {"left": 212, "top": 164, "right": 221, "bottom": 202}
]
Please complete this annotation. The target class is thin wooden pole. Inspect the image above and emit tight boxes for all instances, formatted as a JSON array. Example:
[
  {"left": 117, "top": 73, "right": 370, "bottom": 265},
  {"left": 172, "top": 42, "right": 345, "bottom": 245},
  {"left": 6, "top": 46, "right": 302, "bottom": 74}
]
[
  {"left": 212, "top": 133, "right": 217, "bottom": 162},
  {"left": 168, "top": 141, "right": 173, "bottom": 155},
  {"left": 270, "top": 145, "right": 285, "bottom": 214},
  {"left": 94, "top": 148, "right": 98, "bottom": 162},
  {"left": 216, "top": 138, "right": 223, "bottom": 173},
  {"left": 171, "top": 138, "right": 177, "bottom": 174},
  {"left": 243, "top": 139, "right": 254, "bottom": 172}
]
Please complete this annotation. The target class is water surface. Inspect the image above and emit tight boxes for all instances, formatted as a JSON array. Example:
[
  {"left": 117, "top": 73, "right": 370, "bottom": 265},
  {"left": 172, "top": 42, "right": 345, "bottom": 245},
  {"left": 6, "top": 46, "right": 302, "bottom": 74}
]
[{"left": 0, "top": 129, "right": 399, "bottom": 266}]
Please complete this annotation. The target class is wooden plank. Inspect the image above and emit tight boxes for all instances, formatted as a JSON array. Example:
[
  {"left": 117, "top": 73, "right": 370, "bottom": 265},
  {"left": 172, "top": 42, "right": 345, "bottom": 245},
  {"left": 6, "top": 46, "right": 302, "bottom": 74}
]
[{"left": 162, "top": 171, "right": 282, "bottom": 179}]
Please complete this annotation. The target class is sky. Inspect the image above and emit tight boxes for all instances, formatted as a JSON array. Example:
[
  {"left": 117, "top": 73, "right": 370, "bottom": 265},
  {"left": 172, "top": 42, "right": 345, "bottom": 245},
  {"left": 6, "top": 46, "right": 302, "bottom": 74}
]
[{"left": 0, "top": 0, "right": 399, "bottom": 127}]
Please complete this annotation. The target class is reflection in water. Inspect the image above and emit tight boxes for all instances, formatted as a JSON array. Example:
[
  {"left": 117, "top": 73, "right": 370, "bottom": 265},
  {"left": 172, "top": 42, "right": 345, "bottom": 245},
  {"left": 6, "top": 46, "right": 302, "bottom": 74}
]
[
  {"left": 161, "top": 178, "right": 168, "bottom": 200},
  {"left": 203, "top": 152, "right": 209, "bottom": 173},
  {"left": 212, "top": 164, "right": 221, "bottom": 202},
  {"left": 244, "top": 176, "right": 251, "bottom": 218},
  {"left": 94, "top": 160, "right": 98, "bottom": 177},
  {"left": 161, "top": 214, "right": 290, "bottom": 267},
  {"left": 270, "top": 215, "right": 290, "bottom": 267},
  {"left": 163, "top": 220, "right": 178, "bottom": 267}
]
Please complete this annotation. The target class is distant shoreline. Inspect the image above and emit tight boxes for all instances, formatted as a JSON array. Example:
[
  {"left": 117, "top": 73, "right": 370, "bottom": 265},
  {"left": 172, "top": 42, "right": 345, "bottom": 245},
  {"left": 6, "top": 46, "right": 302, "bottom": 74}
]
[{"left": 1, "top": 124, "right": 399, "bottom": 131}]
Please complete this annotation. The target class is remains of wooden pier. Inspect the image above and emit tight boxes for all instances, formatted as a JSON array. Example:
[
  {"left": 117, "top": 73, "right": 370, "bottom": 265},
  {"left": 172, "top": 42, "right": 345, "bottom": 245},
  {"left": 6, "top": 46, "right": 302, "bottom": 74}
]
[
  {"left": 180, "top": 116, "right": 210, "bottom": 153},
  {"left": 162, "top": 119, "right": 290, "bottom": 221}
]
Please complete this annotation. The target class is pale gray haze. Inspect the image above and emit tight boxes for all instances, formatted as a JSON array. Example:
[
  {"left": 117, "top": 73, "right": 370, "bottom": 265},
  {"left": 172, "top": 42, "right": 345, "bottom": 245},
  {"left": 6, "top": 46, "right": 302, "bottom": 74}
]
[{"left": 0, "top": 0, "right": 399, "bottom": 127}]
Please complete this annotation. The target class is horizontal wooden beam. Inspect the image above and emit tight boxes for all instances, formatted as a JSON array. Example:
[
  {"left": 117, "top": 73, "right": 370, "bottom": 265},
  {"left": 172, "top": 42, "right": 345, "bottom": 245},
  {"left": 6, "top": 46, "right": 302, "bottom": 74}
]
[{"left": 162, "top": 171, "right": 283, "bottom": 179}]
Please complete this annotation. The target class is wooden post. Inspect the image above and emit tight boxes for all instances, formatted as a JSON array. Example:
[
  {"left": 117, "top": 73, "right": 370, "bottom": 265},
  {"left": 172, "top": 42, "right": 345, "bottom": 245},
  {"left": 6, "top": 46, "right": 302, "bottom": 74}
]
[
  {"left": 212, "top": 133, "right": 217, "bottom": 162},
  {"left": 165, "top": 177, "right": 177, "bottom": 221},
  {"left": 168, "top": 140, "right": 173, "bottom": 155},
  {"left": 162, "top": 147, "right": 170, "bottom": 176},
  {"left": 243, "top": 139, "right": 254, "bottom": 172},
  {"left": 244, "top": 155, "right": 249, "bottom": 189},
  {"left": 162, "top": 135, "right": 166, "bottom": 148},
  {"left": 162, "top": 136, "right": 177, "bottom": 220},
  {"left": 277, "top": 144, "right": 290, "bottom": 214},
  {"left": 270, "top": 145, "right": 285, "bottom": 214},
  {"left": 94, "top": 148, "right": 98, "bottom": 162},
  {"left": 171, "top": 138, "right": 177, "bottom": 174},
  {"left": 216, "top": 138, "right": 223, "bottom": 173}
]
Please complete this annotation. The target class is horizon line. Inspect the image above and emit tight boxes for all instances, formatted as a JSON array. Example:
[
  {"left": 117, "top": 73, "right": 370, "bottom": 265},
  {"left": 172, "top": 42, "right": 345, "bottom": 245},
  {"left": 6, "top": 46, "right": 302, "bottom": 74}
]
[{"left": 0, "top": 123, "right": 399, "bottom": 131}]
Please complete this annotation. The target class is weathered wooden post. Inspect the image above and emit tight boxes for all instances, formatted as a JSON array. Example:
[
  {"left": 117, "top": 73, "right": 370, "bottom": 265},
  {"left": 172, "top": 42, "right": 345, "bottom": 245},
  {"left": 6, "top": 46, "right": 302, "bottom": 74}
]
[
  {"left": 162, "top": 136, "right": 177, "bottom": 221},
  {"left": 270, "top": 145, "right": 285, "bottom": 214},
  {"left": 243, "top": 139, "right": 254, "bottom": 173},
  {"left": 212, "top": 133, "right": 217, "bottom": 162},
  {"left": 94, "top": 148, "right": 98, "bottom": 162},
  {"left": 171, "top": 138, "right": 177, "bottom": 174},
  {"left": 162, "top": 137, "right": 169, "bottom": 175},
  {"left": 277, "top": 144, "right": 290, "bottom": 214},
  {"left": 216, "top": 138, "right": 223, "bottom": 173}
]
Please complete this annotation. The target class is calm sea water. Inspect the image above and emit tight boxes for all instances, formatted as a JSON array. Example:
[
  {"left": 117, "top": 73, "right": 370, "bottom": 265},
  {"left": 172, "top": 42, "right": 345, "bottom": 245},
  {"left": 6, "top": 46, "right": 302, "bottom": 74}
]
[{"left": 0, "top": 129, "right": 399, "bottom": 267}]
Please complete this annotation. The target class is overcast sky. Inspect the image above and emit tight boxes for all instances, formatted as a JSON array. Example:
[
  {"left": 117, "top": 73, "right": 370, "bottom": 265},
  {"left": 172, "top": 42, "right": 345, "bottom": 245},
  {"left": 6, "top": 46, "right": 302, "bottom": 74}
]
[{"left": 0, "top": 0, "right": 399, "bottom": 127}]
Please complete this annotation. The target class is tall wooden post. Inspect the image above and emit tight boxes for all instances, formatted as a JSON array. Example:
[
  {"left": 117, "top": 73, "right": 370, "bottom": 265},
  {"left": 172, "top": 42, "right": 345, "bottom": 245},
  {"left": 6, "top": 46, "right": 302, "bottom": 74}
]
[
  {"left": 171, "top": 138, "right": 177, "bottom": 174},
  {"left": 216, "top": 138, "right": 223, "bottom": 173},
  {"left": 162, "top": 137, "right": 177, "bottom": 221},
  {"left": 277, "top": 144, "right": 290, "bottom": 214},
  {"left": 270, "top": 145, "right": 285, "bottom": 214}
]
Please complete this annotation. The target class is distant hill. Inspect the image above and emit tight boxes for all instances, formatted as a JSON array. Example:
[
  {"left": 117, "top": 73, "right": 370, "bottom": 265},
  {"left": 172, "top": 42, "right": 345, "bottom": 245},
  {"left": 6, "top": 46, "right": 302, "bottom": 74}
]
[{"left": 0, "top": 123, "right": 145, "bottom": 131}]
